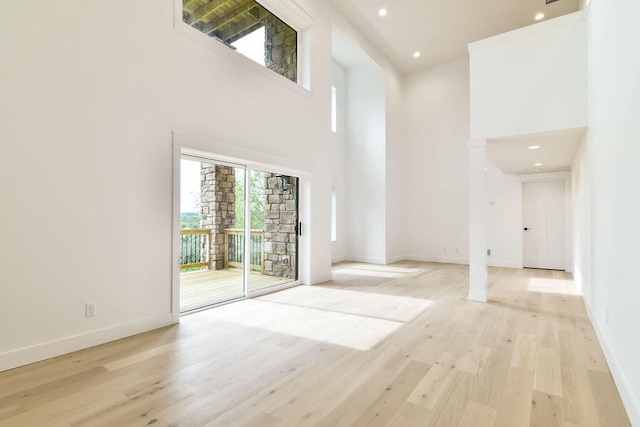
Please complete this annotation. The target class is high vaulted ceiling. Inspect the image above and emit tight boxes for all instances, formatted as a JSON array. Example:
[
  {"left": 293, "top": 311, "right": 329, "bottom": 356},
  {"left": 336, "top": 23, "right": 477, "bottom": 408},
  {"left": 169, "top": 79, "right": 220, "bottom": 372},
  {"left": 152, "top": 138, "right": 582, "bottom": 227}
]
[
  {"left": 332, "top": 0, "right": 580, "bottom": 73},
  {"left": 487, "top": 127, "right": 586, "bottom": 174},
  {"left": 332, "top": 0, "right": 584, "bottom": 175}
]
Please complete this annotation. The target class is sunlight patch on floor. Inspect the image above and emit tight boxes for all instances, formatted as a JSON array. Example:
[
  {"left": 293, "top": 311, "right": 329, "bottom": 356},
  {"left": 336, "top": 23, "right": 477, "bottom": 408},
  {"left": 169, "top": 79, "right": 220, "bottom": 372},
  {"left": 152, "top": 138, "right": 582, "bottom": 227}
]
[
  {"left": 203, "top": 299, "right": 403, "bottom": 351},
  {"left": 527, "top": 277, "right": 580, "bottom": 295},
  {"left": 200, "top": 286, "right": 434, "bottom": 351},
  {"left": 332, "top": 263, "right": 424, "bottom": 279},
  {"left": 260, "top": 286, "right": 434, "bottom": 322}
]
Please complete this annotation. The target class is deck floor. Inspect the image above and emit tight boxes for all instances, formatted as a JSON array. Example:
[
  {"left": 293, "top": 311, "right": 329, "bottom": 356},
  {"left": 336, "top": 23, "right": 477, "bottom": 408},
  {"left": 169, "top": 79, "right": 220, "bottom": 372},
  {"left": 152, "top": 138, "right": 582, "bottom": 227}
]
[{"left": 180, "top": 268, "right": 293, "bottom": 312}]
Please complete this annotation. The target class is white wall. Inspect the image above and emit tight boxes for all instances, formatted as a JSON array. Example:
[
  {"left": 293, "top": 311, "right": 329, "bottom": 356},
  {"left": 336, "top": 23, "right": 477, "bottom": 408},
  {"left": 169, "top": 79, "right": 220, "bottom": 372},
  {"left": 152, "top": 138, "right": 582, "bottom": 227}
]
[
  {"left": 385, "top": 69, "right": 406, "bottom": 263},
  {"left": 486, "top": 161, "right": 522, "bottom": 268},
  {"left": 403, "top": 58, "right": 470, "bottom": 263},
  {"left": 468, "top": 10, "right": 587, "bottom": 294},
  {"left": 345, "top": 62, "right": 387, "bottom": 263},
  {"left": 470, "top": 12, "right": 587, "bottom": 140},
  {"left": 403, "top": 57, "right": 526, "bottom": 270},
  {"left": 330, "top": 16, "right": 404, "bottom": 266},
  {"left": 572, "top": 0, "right": 640, "bottom": 423},
  {"left": 0, "top": 0, "right": 336, "bottom": 371},
  {"left": 331, "top": 61, "right": 348, "bottom": 263}
]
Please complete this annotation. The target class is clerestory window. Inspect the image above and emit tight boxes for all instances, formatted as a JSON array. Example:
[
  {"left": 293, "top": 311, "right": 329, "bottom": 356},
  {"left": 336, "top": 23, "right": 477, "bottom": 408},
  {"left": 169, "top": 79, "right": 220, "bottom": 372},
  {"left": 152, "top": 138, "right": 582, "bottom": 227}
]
[{"left": 182, "top": 0, "right": 297, "bottom": 83}]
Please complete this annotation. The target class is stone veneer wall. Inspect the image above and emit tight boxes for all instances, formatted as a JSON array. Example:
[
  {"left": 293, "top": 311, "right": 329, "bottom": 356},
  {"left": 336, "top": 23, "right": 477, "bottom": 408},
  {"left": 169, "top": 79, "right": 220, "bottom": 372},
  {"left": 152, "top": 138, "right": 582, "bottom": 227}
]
[
  {"left": 200, "top": 164, "right": 235, "bottom": 270},
  {"left": 263, "top": 174, "right": 297, "bottom": 278},
  {"left": 264, "top": 16, "right": 297, "bottom": 83}
]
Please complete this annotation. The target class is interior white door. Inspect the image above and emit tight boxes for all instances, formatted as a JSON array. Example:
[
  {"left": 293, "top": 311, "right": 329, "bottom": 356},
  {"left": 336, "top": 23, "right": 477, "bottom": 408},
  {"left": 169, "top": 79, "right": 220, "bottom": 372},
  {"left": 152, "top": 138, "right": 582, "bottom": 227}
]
[{"left": 522, "top": 180, "right": 565, "bottom": 270}]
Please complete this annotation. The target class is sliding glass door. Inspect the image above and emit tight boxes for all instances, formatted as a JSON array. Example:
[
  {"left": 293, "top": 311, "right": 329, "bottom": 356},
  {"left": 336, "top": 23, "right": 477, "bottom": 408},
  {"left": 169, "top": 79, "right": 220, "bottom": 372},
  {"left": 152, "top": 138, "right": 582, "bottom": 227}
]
[
  {"left": 179, "top": 158, "right": 246, "bottom": 312},
  {"left": 247, "top": 171, "right": 299, "bottom": 294},
  {"left": 179, "top": 155, "right": 299, "bottom": 312}
]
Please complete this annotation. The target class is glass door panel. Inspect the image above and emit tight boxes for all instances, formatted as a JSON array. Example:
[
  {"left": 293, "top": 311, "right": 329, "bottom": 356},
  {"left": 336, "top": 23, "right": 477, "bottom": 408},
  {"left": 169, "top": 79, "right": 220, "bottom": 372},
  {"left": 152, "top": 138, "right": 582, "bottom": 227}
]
[
  {"left": 247, "top": 170, "right": 298, "bottom": 294},
  {"left": 179, "top": 158, "right": 246, "bottom": 312}
]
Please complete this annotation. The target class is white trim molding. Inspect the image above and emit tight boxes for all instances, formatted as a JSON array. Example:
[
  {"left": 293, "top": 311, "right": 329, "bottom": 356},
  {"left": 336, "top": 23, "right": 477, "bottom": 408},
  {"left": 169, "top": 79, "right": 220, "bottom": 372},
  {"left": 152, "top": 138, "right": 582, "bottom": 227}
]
[
  {"left": 0, "top": 314, "right": 173, "bottom": 373},
  {"left": 583, "top": 296, "right": 640, "bottom": 426}
]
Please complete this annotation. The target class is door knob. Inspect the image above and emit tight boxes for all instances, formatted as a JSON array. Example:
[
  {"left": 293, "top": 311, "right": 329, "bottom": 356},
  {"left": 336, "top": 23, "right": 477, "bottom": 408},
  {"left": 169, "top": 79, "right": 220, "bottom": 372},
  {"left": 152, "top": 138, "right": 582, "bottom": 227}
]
[{"left": 524, "top": 227, "right": 529, "bottom": 231}]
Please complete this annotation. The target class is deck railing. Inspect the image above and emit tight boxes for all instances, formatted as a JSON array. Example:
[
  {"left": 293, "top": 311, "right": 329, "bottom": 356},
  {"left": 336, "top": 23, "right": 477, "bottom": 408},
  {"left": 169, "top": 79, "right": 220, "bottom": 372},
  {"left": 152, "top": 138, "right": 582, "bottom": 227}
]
[
  {"left": 180, "top": 228, "right": 264, "bottom": 272},
  {"left": 224, "top": 229, "right": 264, "bottom": 273},
  {"left": 179, "top": 229, "right": 210, "bottom": 270}
]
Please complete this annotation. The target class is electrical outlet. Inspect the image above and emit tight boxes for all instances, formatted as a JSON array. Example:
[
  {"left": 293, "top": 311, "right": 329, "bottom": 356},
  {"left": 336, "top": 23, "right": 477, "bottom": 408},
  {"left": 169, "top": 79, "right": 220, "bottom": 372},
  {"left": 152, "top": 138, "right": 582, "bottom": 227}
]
[
  {"left": 85, "top": 303, "right": 96, "bottom": 317},
  {"left": 487, "top": 249, "right": 491, "bottom": 256},
  {"left": 282, "top": 256, "right": 290, "bottom": 266}
]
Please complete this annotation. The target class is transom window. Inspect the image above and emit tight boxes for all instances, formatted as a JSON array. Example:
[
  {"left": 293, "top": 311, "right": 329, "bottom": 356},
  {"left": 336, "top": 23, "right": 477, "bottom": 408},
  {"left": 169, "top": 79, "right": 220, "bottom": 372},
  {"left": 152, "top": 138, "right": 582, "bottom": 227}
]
[{"left": 183, "top": 0, "right": 297, "bottom": 83}]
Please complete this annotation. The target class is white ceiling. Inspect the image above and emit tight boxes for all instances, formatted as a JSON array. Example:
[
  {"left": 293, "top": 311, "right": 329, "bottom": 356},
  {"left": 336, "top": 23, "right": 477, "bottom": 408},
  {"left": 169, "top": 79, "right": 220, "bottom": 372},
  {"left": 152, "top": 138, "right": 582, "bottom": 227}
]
[
  {"left": 331, "top": 0, "right": 580, "bottom": 73},
  {"left": 487, "top": 127, "right": 586, "bottom": 174},
  {"left": 332, "top": 0, "right": 584, "bottom": 175}
]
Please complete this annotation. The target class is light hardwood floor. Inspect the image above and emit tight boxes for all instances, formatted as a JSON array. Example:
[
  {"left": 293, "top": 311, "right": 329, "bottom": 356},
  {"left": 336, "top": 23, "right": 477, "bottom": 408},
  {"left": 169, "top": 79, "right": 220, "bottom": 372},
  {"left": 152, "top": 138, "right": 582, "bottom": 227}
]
[{"left": 0, "top": 262, "right": 631, "bottom": 426}]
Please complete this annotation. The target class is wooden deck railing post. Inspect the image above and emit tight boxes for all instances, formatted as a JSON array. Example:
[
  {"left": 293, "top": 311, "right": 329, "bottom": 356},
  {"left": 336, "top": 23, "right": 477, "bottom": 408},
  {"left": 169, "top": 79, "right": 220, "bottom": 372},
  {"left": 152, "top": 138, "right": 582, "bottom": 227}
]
[
  {"left": 204, "top": 231, "right": 210, "bottom": 268},
  {"left": 261, "top": 233, "right": 265, "bottom": 275},
  {"left": 224, "top": 229, "right": 229, "bottom": 270},
  {"left": 223, "top": 229, "right": 264, "bottom": 272},
  {"left": 179, "top": 228, "right": 211, "bottom": 270}
]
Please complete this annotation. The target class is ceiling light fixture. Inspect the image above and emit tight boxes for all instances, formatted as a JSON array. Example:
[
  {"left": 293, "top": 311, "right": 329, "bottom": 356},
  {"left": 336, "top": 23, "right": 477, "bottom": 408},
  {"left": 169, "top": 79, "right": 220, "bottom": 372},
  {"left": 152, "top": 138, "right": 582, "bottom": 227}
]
[
  {"left": 413, "top": 51, "right": 420, "bottom": 58},
  {"left": 528, "top": 145, "right": 540, "bottom": 150},
  {"left": 533, "top": 163, "right": 543, "bottom": 167},
  {"left": 535, "top": 13, "right": 545, "bottom": 20},
  {"left": 378, "top": 8, "right": 387, "bottom": 17}
]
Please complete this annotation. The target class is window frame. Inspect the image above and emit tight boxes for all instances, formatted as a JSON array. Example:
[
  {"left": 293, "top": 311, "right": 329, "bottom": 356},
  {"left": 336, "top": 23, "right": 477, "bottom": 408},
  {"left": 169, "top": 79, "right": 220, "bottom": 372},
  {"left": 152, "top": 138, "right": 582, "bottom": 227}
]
[{"left": 173, "top": 0, "right": 312, "bottom": 91}]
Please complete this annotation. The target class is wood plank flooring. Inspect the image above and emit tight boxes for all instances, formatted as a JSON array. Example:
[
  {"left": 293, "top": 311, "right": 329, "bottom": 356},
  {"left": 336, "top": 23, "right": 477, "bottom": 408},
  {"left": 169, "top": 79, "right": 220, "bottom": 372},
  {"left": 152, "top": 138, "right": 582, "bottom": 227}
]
[
  {"left": 0, "top": 262, "right": 631, "bottom": 426},
  {"left": 180, "top": 269, "right": 292, "bottom": 312}
]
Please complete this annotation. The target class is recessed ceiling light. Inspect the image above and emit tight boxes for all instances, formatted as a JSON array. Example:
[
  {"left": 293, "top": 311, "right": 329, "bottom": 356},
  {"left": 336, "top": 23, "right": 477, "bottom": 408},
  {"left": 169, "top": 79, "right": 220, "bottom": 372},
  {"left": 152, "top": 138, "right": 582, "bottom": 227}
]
[
  {"left": 535, "top": 13, "right": 545, "bottom": 20},
  {"left": 378, "top": 8, "right": 387, "bottom": 16},
  {"left": 528, "top": 145, "right": 540, "bottom": 150},
  {"left": 533, "top": 162, "right": 543, "bottom": 167},
  {"left": 413, "top": 51, "right": 421, "bottom": 58}
]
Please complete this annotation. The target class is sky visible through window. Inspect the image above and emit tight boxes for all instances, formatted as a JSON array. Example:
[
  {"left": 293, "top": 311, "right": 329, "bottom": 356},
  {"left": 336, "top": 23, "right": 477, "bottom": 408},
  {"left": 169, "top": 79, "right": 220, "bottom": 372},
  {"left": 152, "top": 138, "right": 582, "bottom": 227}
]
[
  {"left": 181, "top": 159, "right": 201, "bottom": 214},
  {"left": 231, "top": 27, "right": 266, "bottom": 66}
]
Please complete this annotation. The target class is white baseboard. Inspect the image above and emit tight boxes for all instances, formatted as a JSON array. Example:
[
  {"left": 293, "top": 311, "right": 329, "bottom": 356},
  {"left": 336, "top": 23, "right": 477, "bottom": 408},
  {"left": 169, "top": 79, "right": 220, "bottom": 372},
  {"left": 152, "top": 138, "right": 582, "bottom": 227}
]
[
  {"left": 308, "top": 273, "right": 334, "bottom": 285},
  {"left": 0, "top": 313, "right": 174, "bottom": 373},
  {"left": 344, "top": 255, "right": 387, "bottom": 265},
  {"left": 407, "top": 255, "right": 522, "bottom": 270},
  {"left": 385, "top": 255, "right": 406, "bottom": 264},
  {"left": 336, "top": 255, "right": 406, "bottom": 265},
  {"left": 582, "top": 297, "right": 640, "bottom": 426},
  {"left": 404, "top": 255, "right": 435, "bottom": 262},
  {"left": 405, "top": 255, "right": 470, "bottom": 265},
  {"left": 487, "top": 259, "right": 521, "bottom": 269},
  {"left": 468, "top": 289, "right": 488, "bottom": 302},
  {"left": 331, "top": 256, "right": 347, "bottom": 264},
  {"left": 437, "top": 256, "right": 469, "bottom": 265}
]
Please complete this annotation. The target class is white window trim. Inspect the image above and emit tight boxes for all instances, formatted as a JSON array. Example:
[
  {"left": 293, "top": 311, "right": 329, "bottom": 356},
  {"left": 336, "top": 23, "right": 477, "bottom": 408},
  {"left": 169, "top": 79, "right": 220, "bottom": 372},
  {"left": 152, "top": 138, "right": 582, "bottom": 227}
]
[
  {"left": 173, "top": 0, "right": 313, "bottom": 91},
  {"left": 172, "top": 136, "right": 311, "bottom": 322}
]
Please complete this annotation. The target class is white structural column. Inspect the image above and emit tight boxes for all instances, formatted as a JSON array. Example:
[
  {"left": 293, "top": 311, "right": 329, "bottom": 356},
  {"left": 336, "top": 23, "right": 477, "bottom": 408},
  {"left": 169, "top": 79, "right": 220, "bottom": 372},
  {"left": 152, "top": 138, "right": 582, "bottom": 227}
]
[{"left": 468, "top": 139, "right": 488, "bottom": 302}]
